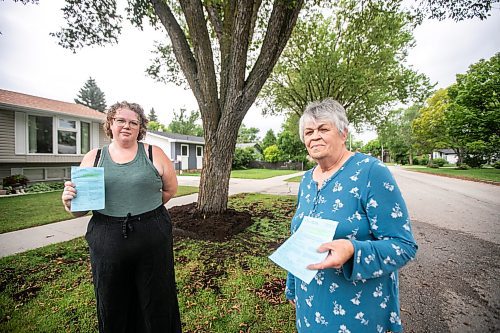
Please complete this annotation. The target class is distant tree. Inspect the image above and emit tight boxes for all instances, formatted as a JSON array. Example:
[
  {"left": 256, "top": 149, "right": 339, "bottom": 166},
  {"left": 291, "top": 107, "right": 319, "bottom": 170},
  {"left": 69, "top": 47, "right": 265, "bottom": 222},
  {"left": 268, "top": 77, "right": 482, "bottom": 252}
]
[
  {"left": 261, "top": 129, "right": 277, "bottom": 150},
  {"left": 237, "top": 125, "right": 260, "bottom": 143},
  {"left": 166, "top": 108, "right": 203, "bottom": 137},
  {"left": 263, "top": 145, "right": 280, "bottom": 163},
  {"left": 74, "top": 77, "right": 107, "bottom": 112},
  {"left": 447, "top": 53, "right": 500, "bottom": 166},
  {"left": 362, "top": 139, "right": 382, "bottom": 159},
  {"left": 147, "top": 120, "right": 166, "bottom": 132},
  {"left": 148, "top": 107, "right": 158, "bottom": 122},
  {"left": 262, "top": 0, "right": 431, "bottom": 127},
  {"left": 412, "top": 90, "right": 450, "bottom": 161},
  {"left": 277, "top": 130, "right": 307, "bottom": 162},
  {"left": 379, "top": 105, "right": 421, "bottom": 164}
]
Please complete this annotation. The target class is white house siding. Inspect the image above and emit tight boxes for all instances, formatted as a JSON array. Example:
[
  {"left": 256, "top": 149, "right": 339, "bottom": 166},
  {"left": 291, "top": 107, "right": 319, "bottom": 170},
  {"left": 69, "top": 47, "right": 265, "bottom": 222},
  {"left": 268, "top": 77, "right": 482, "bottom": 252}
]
[
  {"left": 142, "top": 133, "right": 172, "bottom": 159},
  {"left": 0, "top": 110, "right": 24, "bottom": 163}
]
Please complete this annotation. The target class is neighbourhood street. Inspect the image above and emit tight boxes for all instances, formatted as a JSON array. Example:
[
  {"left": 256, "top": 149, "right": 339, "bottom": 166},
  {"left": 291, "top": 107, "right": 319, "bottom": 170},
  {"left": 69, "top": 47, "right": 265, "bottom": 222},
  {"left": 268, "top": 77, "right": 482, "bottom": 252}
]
[{"left": 391, "top": 167, "right": 500, "bottom": 333}]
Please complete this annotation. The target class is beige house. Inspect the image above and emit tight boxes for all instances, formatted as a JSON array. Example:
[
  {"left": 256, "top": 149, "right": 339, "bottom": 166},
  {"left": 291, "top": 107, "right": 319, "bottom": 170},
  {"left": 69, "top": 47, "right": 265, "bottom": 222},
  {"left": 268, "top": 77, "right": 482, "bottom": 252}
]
[{"left": 0, "top": 89, "right": 109, "bottom": 183}]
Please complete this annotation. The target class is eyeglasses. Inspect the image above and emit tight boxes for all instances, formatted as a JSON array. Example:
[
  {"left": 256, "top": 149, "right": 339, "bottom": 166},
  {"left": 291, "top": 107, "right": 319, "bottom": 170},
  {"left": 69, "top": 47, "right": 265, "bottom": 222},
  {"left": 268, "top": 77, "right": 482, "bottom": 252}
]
[{"left": 113, "top": 118, "right": 140, "bottom": 129}]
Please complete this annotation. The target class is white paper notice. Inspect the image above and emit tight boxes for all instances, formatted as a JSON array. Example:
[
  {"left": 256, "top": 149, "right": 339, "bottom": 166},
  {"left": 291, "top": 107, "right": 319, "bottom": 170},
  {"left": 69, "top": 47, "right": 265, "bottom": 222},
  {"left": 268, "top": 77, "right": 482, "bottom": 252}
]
[
  {"left": 269, "top": 216, "right": 339, "bottom": 284},
  {"left": 71, "top": 167, "right": 105, "bottom": 212}
]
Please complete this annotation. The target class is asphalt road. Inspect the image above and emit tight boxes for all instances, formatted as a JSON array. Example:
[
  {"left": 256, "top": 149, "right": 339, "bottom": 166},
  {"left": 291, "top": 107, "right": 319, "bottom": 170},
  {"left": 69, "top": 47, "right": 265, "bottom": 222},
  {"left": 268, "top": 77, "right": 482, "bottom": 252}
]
[{"left": 390, "top": 167, "right": 500, "bottom": 332}]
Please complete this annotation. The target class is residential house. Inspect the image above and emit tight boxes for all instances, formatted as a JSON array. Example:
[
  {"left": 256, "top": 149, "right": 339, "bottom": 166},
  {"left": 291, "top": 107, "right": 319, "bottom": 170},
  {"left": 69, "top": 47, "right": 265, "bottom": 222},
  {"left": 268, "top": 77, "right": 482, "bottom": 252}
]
[
  {"left": 143, "top": 131, "right": 205, "bottom": 170},
  {"left": 0, "top": 89, "right": 109, "bottom": 183},
  {"left": 432, "top": 148, "right": 458, "bottom": 164}
]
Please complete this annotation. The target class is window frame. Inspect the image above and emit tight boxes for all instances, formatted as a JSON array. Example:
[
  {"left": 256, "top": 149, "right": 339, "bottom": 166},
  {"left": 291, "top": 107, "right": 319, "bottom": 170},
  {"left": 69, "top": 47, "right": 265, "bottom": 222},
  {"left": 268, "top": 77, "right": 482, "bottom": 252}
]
[
  {"left": 25, "top": 112, "right": 92, "bottom": 156},
  {"left": 180, "top": 144, "right": 189, "bottom": 157}
]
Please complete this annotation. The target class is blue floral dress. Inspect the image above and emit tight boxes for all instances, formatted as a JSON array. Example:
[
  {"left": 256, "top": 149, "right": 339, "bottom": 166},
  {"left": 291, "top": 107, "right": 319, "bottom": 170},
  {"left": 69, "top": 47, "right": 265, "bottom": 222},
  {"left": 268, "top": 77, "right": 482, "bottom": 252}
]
[{"left": 285, "top": 153, "right": 418, "bottom": 333}]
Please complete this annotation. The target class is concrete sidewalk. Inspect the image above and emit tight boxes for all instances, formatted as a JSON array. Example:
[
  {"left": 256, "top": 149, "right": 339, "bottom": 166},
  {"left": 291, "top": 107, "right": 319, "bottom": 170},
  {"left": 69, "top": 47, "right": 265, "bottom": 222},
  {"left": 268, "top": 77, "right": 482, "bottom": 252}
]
[{"left": 0, "top": 172, "right": 304, "bottom": 258}]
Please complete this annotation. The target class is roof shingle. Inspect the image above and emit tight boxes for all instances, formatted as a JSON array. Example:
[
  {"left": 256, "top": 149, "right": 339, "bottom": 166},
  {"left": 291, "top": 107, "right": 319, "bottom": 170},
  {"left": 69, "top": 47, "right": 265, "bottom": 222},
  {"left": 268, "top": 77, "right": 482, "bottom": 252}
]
[{"left": 0, "top": 89, "right": 106, "bottom": 121}]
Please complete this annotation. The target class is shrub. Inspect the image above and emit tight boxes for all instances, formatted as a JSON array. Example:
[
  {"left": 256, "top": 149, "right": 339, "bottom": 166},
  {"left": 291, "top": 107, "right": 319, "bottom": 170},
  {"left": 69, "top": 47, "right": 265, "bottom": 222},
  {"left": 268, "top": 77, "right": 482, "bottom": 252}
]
[
  {"left": 3, "top": 174, "right": 29, "bottom": 187},
  {"left": 26, "top": 182, "right": 64, "bottom": 193},
  {"left": 232, "top": 147, "right": 256, "bottom": 170},
  {"left": 263, "top": 145, "right": 281, "bottom": 163},
  {"left": 456, "top": 163, "right": 470, "bottom": 170},
  {"left": 427, "top": 163, "right": 439, "bottom": 168},
  {"left": 432, "top": 158, "right": 447, "bottom": 167},
  {"left": 493, "top": 161, "right": 500, "bottom": 169}
]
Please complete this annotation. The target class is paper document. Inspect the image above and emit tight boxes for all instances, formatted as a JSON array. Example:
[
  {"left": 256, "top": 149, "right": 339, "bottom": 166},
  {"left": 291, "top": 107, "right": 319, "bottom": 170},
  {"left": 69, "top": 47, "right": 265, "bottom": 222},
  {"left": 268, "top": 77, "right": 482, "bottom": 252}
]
[
  {"left": 71, "top": 167, "right": 105, "bottom": 212},
  {"left": 269, "top": 216, "right": 339, "bottom": 284}
]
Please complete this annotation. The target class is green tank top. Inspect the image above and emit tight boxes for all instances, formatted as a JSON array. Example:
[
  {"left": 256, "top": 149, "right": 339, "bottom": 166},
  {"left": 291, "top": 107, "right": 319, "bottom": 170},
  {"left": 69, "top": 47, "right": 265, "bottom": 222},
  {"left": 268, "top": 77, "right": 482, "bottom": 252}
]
[{"left": 96, "top": 142, "right": 163, "bottom": 217}]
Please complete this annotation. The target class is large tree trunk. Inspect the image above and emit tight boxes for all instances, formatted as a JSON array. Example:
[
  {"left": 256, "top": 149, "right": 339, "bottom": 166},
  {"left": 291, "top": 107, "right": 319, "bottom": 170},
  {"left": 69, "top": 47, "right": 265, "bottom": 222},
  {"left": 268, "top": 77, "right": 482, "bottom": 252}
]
[{"left": 197, "top": 117, "right": 240, "bottom": 214}]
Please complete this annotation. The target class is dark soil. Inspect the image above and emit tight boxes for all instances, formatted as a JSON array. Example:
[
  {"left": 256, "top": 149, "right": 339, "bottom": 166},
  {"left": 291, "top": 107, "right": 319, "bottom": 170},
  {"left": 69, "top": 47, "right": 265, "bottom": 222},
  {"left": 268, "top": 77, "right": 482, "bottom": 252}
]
[{"left": 169, "top": 202, "right": 254, "bottom": 242}]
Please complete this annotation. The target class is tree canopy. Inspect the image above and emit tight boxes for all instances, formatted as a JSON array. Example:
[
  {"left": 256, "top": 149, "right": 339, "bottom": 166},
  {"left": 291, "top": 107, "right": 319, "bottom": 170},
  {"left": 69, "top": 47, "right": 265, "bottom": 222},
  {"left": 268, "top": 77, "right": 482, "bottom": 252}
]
[
  {"left": 261, "top": 0, "right": 432, "bottom": 128},
  {"left": 237, "top": 124, "right": 260, "bottom": 143},
  {"left": 74, "top": 77, "right": 107, "bottom": 112},
  {"left": 166, "top": 108, "right": 203, "bottom": 137},
  {"left": 148, "top": 107, "right": 158, "bottom": 122}
]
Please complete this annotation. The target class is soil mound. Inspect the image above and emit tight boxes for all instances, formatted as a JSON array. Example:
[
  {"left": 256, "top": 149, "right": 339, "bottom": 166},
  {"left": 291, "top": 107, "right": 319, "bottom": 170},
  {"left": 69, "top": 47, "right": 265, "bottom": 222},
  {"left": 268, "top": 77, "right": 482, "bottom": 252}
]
[{"left": 169, "top": 203, "right": 253, "bottom": 242}]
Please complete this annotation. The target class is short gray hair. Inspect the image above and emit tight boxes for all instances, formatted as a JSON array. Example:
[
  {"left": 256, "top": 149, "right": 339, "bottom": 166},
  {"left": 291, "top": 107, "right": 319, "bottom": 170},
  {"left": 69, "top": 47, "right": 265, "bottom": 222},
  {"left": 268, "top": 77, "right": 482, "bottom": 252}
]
[{"left": 299, "top": 98, "right": 349, "bottom": 142}]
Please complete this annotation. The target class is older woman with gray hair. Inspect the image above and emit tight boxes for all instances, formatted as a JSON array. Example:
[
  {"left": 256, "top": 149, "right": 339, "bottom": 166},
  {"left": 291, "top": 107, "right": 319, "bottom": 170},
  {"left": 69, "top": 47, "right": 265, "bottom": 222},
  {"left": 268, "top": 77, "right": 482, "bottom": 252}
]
[{"left": 285, "top": 98, "right": 418, "bottom": 332}]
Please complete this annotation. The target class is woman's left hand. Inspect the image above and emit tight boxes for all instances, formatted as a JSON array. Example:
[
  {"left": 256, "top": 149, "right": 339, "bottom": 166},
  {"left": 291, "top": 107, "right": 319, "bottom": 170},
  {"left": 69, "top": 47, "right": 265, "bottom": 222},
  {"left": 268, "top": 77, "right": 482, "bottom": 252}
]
[{"left": 307, "top": 239, "right": 355, "bottom": 270}]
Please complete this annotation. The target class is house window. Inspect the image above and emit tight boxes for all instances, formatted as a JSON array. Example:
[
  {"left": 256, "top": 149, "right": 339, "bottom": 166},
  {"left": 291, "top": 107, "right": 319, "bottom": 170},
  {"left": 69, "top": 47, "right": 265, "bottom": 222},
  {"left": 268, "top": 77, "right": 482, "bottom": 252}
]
[
  {"left": 58, "top": 118, "right": 77, "bottom": 154},
  {"left": 81, "top": 122, "right": 90, "bottom": 154},
  {"left": 181, "top": 144, "right": 189, "bottom": 156},
  {"left": 196, "top": 146, "right": 203, "bottom": 157},
  {"left": 28, "top": 115, "right": 53, "bottom": 153}
]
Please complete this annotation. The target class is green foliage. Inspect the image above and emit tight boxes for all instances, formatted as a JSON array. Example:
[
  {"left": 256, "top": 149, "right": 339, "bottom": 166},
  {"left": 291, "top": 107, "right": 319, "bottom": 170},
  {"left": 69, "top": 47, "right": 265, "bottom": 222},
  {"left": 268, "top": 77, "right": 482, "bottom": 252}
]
[
  {"left": 263, "top": 145, "right": 280, "bottom": 163},
  {"left": 148, "top": 107, "right": 158, "bottom": 122},
  {"left": 361, "top": 139, "right": 381, "bottom": 158},
  {"left": 26, "top": 182, "right": 65, "bottom": 193},
  {"left": 232, "top": 147, "right": 257, "bottom": 170},
  {"left": 74, "top": 77, "right": 107, "bottom": 112},
  {"left": 379, "top": 105, "right": 421, "bottom": 164},
  {"left": 166, "top": 109, "right": 203, "bottom": 137},
  {"left": 261, "top": 129, "right": 277, "bottom": 150},
  {"left": 277, "top": 130, "right": 307, "bottom": 162},
  {"left": 237, "top": 125, "right": 260, "bottom": 144},
  {"left": 412, "top": 89, "right": 451, "bottom": 155},
  {"left": 427, "top": 163, "right": 439, "bottom": 168},
  {"left": 432, "top": 158, "right": 447, "bottom": 167},
  {"left": 494, "top": 161, "right": 500, "bottom": 169},
  {"left": 147, "top": 120, "right": 167, "bottom": 132},
  {"left": 456, "top": 163, "right": 471, "bottom": 170},
  {"left": 446, "top": 53, "right": 500, "bottom": 166},
  {"left": 413, "top": 155, "right": 429, "bottom": 166},
  {"left": 3, "top": 174, "right": 29, "bottom": 187},
  {"left": 262, "top": 0, "right": 432, "bottom": 126}
]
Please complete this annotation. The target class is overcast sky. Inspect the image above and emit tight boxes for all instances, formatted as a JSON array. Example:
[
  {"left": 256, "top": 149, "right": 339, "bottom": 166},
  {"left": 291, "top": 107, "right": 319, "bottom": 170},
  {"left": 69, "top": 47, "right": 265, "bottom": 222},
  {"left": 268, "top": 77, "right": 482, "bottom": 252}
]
[{"left": 0, "top": 1, "right": 499, "bottom": 142}]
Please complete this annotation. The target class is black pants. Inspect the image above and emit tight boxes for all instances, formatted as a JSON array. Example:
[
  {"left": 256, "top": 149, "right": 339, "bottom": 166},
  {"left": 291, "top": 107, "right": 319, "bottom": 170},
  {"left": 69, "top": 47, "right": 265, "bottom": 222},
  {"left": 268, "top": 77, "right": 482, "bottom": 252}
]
[{"left": 86, "top": 206, "right": 182, "bottom": 333}]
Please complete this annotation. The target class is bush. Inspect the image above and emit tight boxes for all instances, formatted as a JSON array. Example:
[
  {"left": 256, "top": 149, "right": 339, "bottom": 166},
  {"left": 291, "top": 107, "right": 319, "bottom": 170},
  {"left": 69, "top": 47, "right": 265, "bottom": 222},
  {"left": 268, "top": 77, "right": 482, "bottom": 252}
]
[
  {"left": 427, "top": 163, "right": 439, "bottom": 168},
  {"left": 432, "top": 158, "right": 447, "bottom": 167},
  {"left": 263, "top": 145, "right": 281, "bottom": 163},
  {"left": 456, "top": 163, "right": 470, "bottom": 170},
  {"left": 232, "top": 147, "right": 256, "bottom": 169},
  {"left": 493, "top": 161, "right": 500, "bottom": 169},
  {"left": 26, "top": 182, "right": 65, "bottom": 193},
  {"left": 413, "top": 156, "right": 429, "bottom": 166},
  {"left": 3, "top": 174, "right": 29, "bottom": 187}
]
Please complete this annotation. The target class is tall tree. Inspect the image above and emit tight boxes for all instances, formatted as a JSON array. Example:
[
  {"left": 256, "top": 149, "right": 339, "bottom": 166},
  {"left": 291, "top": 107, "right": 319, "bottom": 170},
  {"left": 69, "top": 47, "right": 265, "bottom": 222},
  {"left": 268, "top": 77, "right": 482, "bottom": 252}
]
[
  {"left": 417, "top": 0, "right": 500, "bottom": 21},
  {"left": 261, "top": 129, "right": 277, "bottom": 150},
  {"left": 412, "top": 89, "right": 451, "bottom": 160},
  {"left": 378, "top": 105, "right": 421, "bottom": 164},
  {"left": 148, "top": 107, "right": 158, "bottom": 122},
  {"left": 167, "top": 108, "right": 203, "bottom": 137},
  {"left": 446, "top": 53, "right": 500, "bottom": 166},
  {"left": 53, "top": 0, "right": 304, "bottom": 214},
  {"left": 261, "top": 0, "right": 432, "bottom": 128},
  {"left": 237, "top": 124, "right": 260, "bottom": 143},
  {"left": 74, "top": 77, "right": 107, "bottom": 112}
]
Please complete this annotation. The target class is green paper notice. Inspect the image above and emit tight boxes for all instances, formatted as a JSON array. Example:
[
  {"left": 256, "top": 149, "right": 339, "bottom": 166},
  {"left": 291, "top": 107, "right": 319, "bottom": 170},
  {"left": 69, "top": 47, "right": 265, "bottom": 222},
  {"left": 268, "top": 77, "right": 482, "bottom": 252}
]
[{"left": 71, "top": 167, "right": 105, "bottom": 212}]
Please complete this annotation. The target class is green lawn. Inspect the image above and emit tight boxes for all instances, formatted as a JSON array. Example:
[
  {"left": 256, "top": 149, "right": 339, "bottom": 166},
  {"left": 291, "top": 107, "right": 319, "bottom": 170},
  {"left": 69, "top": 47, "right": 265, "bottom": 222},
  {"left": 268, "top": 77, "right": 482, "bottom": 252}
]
[
  {"left": 0, "top": 186, "right": 199, "bottom": 234},
  {"left": 285, "top": 175, "right": 303, "bottom": 182},
  {"left": 182, "top": 168, "right": 301, "bottom": 179},
  {"left": 0, "top": 193, "right": 297, "bottom": 332},
  {"left": 403, "top": 166, "right": 500, "bottom": 183}
]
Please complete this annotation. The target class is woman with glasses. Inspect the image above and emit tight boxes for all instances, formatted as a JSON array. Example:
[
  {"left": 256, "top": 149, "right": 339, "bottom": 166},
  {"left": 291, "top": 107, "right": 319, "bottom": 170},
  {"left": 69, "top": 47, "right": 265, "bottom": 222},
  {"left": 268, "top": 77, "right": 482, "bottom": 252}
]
[{"left": 61, "top": 101, "right": 182, "bottom": 332}]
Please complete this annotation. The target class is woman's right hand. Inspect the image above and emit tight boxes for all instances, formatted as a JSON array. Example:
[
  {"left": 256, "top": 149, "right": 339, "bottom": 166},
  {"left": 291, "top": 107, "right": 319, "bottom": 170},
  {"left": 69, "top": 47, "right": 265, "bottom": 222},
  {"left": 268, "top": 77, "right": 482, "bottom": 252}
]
[{"left": 61, "top": 181, "right": 77, "bottom": 212}]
